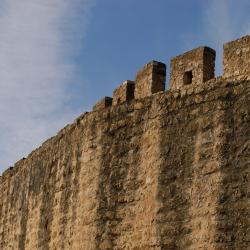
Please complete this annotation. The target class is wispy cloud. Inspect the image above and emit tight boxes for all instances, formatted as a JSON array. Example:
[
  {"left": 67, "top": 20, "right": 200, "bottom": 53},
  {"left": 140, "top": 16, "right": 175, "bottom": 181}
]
[
  {"left": 0, "top": 0, "right": 95, "bottom": 173},
  {"left": 202, "top": 0, "right": 250, "bottom": 74}
]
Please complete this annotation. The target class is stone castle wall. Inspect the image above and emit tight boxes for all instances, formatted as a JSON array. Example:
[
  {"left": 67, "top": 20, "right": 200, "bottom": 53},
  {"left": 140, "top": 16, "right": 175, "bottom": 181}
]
[
  {"left": 223, "top": 35, "right": 250, "bottom": 79},
  {"left": 0, "top": 36, "right": 250, "bottom": 250}
]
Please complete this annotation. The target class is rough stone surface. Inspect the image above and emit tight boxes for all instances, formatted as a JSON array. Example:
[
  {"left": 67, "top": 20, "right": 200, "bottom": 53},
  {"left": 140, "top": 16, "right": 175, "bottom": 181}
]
[
  {"left": 0, "top": 36, "right": 250, "bottom": 250},
  {"left": 224, "top": 35, "right": 250, "bottom": 79},
  {"left": 93, "top": 96, "right": 113, "bottom": 111},
  {"left": 134, "top": 61, "right": 166, "bottom": 99},
  {"left": 112, "top": 80, "right": 135, "bottom": 105},
  {"left": 170, "top": 46, "right": 215, "bottom": 90}
]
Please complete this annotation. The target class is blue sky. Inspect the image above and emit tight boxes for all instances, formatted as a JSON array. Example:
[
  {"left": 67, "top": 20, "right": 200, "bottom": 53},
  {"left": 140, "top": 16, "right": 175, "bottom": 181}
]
[{"left": 1, "top": 0, "right": 250, "bottom": 173}]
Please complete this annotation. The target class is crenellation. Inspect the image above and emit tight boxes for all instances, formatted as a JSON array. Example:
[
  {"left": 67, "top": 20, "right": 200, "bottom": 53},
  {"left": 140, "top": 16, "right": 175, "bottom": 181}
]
[
  {"left": 134, "top": 60, "right": 166, "bottom": 99},
  {"left": 88, "top": 36, "right": 250, "bottom": 110},
  {"left": 170, "top": 46, "right": 216, "bottom": 90},
  {"left": 1, "top": 35, "right": 250, "bottom": 250},
  {"left": 92, "top": 96, "right": 113, "bottom": 111},
  {"left": 74, "top": 112, "right": 89, "bottom": 124},
  {"left": 223, "top": 35, "right": 250, "bottom": 79},
  {"left": 1, "top": 166, "right": 14, "bottom": 179},
  {"left": 112, "top": 80, "right": 135, "bottom": 105}
]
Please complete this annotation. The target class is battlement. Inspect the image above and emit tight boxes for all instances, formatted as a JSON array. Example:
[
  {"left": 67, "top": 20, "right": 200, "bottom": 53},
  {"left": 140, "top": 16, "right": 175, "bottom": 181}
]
[
  {"left": 170, "top": 46, "right": 216, "bottom": 90},
  {"left": 93, "top": 35, "right": 250, "bottom": 111},
  {"left": 1, "top": 35, "right": 250, "bottom": 250},
  {"left": 223, "top": 35, "right": 250, "bottom": 79},
  {"left": 134, "top": 60, "right": 166, "bottom": 99},
  {"left": 113, "top": 80, "right": 135, "bottom": 105},
  {"left": 93, "top": 96, "right": 112, "bottom": 111}
]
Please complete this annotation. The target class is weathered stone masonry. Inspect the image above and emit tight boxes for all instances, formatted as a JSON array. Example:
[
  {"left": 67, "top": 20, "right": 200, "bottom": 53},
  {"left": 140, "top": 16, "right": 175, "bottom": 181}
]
[{"left": 0, "top": 35, "right": 250, "bottom": 250}]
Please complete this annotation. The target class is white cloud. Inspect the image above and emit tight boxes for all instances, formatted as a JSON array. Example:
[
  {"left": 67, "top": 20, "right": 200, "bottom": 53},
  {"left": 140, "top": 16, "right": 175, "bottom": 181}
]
[
  {"left": 202, "top": 0, "right": 250, "bottom": 74},
  {"left": 0, "top": 0, "right": 95, "bottom": 173}
]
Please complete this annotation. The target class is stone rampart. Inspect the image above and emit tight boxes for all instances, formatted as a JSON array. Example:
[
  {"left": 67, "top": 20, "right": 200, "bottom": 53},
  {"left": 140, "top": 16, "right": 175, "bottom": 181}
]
[{"left": 0, "top": 36, "right": 250, "bottom": 250}]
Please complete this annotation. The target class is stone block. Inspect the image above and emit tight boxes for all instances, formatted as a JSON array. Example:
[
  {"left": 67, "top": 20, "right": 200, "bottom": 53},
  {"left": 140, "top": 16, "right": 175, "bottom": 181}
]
[
  {"left": 92, "top": 97, "right": 112, "bottom": 111},
  {"left": 223, "top": 35, "right": 250, "bottom": 78},
  {"left": 170, "top": 47, "right": 215, "bottom": 90},
  {"left": 134, "top": 61, "right": 166, "bottom": 99},
  {"left": 112, "top": 80, "right": 135, "bottom": 105}
]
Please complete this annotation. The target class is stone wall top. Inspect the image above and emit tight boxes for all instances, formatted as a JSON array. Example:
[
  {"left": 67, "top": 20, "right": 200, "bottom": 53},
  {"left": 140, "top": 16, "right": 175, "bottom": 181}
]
[
  {"left": 91, "top": 35, "right": 250, "bottom": 111},
  {"left": 134, "top": 60, "right": 166, "bottom": 99},
  {"left": 170, "top": 46, "right": 216, "bottom": 90},
  {"left": 113, "top": 80, "right": 135, "bottom": 105},
  {"left": 223, "top": 35, "right": 250, "bottom": 79},
  {"left": 0, "top": 74, "right": 247, "bottom": 180},
  {"left": 93, "top": 96, "right": 113, "bottom": 111},
  {"left": 2, "top": 35, "right": 250, "bottom": 176}
]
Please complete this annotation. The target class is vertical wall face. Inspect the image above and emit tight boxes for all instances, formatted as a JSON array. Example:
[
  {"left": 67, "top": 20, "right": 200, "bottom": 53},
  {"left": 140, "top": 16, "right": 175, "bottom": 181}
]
[
  {"left": 170, "top": 47, "right": 215, "bottom": 90},
  {"left": 0, "top": 79, "right": 250, "bottom": 249},
  {"left": 112, "top": 80, "right": 135, "bottom": 105},
  {"left": 215, "top": 85, "right": 250, "bottom": 250},
  {"left": 223, "top": 35, "right": 250, "bottom": 78},
  {"left": 0, "top": 114, "right": 105, "bottom": 250},
  {"left": 95, "top": 98, "right": 163, "bottom": 249},
  {"left": 134, "top": 61, "right": 166, "bottom": 99},
  {"left": 156, "top": 86, "right": 225, "bottom": 249}
]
